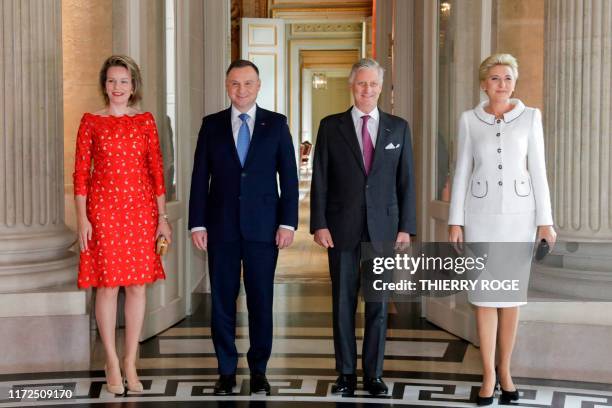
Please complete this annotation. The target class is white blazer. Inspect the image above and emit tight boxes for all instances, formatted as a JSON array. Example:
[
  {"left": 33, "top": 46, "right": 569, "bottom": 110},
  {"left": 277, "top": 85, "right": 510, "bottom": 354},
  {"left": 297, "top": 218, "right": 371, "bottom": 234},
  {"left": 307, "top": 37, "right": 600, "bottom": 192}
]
[{"left": 448, "top": 99, "right": 553, "bottom": 226}]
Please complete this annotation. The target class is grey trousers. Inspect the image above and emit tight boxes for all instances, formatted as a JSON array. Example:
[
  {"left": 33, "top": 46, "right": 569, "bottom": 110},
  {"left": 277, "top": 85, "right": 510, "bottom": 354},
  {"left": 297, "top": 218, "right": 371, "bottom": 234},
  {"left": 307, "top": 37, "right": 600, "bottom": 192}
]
[{"left": 328, "top": 245, "right": 388, "bottom": 378}]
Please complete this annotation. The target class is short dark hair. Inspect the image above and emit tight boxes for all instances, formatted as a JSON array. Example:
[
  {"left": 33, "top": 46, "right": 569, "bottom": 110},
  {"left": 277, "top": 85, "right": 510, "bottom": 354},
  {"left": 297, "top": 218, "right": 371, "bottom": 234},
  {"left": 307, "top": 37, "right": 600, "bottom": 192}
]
[{"left": 226, "top": 59, "right": 259, "bottom": 76}]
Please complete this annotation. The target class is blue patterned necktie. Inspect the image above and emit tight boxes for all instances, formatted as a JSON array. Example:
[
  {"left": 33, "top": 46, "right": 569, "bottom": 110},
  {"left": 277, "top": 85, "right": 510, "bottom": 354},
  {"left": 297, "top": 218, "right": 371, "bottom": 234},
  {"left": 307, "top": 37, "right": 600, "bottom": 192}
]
[{"left": 237, "top": 113, "right": 250, "bottom": 167}]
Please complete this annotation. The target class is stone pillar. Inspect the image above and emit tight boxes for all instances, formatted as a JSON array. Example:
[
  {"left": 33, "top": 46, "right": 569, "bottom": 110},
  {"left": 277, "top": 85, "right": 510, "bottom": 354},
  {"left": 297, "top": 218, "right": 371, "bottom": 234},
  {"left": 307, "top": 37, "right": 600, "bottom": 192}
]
[
  {"left": 0, "top": 0, "right": 88, "bottom": 374},
  {"left": 513, "top": 0, "right": 612, "bottom": 383},
  {"left": 0, "top": 0, "right": 77, "bottom": 292},
  {"left": 544, "top": 0, "right": 611, "bottom": 242},
  {"left": 531, "top": 0, "right": 612, "bottom": 299}
]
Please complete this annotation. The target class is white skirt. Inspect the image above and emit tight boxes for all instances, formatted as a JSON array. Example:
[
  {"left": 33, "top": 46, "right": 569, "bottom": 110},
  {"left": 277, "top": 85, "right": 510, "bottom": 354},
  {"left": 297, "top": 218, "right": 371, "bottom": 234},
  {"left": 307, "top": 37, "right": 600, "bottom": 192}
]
[{"left": 464, "top": 212, "right": 537, "bottom": 308}]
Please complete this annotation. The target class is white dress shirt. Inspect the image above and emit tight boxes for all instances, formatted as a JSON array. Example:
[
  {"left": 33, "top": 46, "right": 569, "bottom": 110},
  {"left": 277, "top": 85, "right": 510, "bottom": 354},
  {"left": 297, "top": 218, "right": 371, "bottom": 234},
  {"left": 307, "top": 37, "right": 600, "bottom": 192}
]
[
  {"left": 191, "top": 104, "right": 294, "bottom": 233},
  {"left": 351, "top": 106, "right": 379, "bottom": 154}
]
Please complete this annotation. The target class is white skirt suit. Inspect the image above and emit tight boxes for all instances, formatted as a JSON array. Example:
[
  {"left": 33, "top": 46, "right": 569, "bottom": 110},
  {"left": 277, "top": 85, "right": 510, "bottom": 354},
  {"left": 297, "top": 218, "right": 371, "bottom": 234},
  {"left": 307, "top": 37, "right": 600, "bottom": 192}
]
[{"left": 448, "top": 99, "right": 553, "bottom": 307}]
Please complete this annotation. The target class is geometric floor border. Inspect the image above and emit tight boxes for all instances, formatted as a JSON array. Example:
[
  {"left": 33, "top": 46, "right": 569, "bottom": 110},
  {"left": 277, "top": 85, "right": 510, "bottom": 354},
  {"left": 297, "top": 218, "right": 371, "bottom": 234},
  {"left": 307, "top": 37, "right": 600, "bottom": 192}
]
[{"left": 2, "top": 373, "right": 612, "bottom": 407}]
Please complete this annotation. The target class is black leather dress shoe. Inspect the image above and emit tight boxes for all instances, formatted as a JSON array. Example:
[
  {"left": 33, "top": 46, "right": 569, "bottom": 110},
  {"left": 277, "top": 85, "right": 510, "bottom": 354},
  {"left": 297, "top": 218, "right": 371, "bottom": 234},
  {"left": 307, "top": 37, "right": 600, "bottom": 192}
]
[
  {"left": 250, "top": 373, "right": 271, "bottom": 395},
  {"left": 363, "top": 377, "right": 388, "bottom": 396},
  {"left": 331, "top": 374, "right": 357, "bottom": 395},
  {"left": 213, "top": 374, "right": 236, "bottom": 395}
]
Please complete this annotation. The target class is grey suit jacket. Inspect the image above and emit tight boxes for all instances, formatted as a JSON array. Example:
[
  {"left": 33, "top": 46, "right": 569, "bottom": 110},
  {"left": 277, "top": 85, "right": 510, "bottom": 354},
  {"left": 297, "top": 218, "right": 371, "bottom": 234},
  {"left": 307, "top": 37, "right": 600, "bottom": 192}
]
[{"left": 310, "top": 107, "right": 417, "bottom": 250}]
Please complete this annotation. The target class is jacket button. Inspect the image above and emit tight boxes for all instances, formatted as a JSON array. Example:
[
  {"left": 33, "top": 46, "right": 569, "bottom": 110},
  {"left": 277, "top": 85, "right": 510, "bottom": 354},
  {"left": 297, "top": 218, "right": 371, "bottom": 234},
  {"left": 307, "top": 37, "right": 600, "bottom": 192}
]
[
  {"left": 241, "top": 172, "right": 246, "bottom": 177},
  {"left": 498, "top": 164, "right": 502, "bottom": 169},
  {"left": 497, "top": 148, "right": 502, "bottom": 153},
  {"left": 496, "top": 119, "right": 501, "bottom": 124},
  {"left": 496, "top": 133, "right": 500, "bottom": 137},
  {"left": 498, "top": 181, "right": 503, "bottom": 186}
]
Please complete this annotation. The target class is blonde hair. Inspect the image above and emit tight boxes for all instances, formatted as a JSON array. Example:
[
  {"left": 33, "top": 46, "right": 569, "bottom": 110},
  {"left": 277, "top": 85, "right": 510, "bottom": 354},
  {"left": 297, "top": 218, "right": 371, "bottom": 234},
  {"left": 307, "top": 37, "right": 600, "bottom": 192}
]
[
  {"left": 99, "top": 55, "right": 143, "bottom": 106},
  {"left": 478, "top": 53, "right": 519, "bottom": 81}
]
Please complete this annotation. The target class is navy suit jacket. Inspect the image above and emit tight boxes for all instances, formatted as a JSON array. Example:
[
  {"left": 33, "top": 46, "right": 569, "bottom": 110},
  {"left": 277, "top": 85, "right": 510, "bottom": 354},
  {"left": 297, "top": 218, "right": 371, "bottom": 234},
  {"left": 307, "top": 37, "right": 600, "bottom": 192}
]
[{"left": 188, "top": 106, "right": 299, "bottom": 243}]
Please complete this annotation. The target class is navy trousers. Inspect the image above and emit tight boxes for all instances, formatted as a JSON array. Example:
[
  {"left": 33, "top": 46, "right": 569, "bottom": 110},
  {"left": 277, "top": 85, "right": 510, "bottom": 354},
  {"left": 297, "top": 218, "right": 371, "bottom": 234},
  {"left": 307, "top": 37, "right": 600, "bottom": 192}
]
[{"left": 208, "top": 239, "right": 278, "bottom": 375}]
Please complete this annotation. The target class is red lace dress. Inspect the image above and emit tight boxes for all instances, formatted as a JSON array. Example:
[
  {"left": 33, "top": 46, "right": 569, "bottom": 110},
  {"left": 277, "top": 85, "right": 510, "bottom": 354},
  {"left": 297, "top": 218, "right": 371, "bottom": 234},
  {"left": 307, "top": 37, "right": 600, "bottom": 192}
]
[{"left": 73, "top": 112, "right": 166, "bottom": 288}]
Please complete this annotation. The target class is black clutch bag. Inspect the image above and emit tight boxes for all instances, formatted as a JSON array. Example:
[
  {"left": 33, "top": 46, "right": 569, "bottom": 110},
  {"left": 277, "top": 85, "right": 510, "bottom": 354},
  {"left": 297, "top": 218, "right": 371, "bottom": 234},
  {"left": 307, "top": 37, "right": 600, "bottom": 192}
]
[{"left": 535, "top": 239, "right": 550, "bottom": 261}]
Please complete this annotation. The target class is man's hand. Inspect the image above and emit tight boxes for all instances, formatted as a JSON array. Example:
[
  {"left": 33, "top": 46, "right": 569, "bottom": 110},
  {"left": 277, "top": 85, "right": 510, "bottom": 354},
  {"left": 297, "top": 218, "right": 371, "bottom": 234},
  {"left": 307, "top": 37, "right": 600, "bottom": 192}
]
[
  {"left": 276, "top": 228, "right": 295, "bottom": 249},
  {"left": 191, "top": 230, "right": 208, "bottom": 251},
  {"left": 395, "top": 232, "right": 411, "bottom": 251},
  {"left": 314, "top": 228, "right": 334, "bottom": 248}
]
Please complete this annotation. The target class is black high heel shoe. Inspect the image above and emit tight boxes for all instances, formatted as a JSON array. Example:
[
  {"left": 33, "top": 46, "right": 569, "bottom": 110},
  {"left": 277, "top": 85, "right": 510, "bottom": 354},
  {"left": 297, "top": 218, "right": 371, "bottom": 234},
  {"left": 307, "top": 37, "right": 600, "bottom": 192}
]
[
  {"left": 500, "top": 388, "right": 519, "bottom": 404},
  {"left": 476, "top": 393, "right": 494, "bottom": 406},
  {"left": 497, "top": 367, "right": 519, "bottom": 404},
  {"left": 476, "top": 375, "right": 499, "bottom": 406}
]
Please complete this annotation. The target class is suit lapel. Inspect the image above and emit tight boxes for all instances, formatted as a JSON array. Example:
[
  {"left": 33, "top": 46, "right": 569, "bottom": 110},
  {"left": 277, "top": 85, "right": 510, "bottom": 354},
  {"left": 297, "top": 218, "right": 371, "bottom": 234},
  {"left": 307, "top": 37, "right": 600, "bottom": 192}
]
[
  {"left": 338, "top": 108, "right": 367, "bottom": 175},
  {"left": 243, "top": 105, "right": 268, "bottom": 169},
  {"left": 370, "top": 110, "right": 393, "bottom": 175},
  {"left": 222, "top": 107, "right": 242, "bottom": 168}
]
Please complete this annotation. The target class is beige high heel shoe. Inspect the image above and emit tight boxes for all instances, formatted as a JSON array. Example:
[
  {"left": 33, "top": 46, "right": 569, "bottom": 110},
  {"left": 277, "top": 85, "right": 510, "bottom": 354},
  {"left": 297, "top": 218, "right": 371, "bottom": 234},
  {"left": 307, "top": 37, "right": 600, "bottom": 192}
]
[
  {"left": 123, "top": 360, "right": 144, "bottom": 393},
  {"left": 124, "top": 377, "right": 144, "bottom": 393},
  {"left": 104, "top": 365, "right": 125, "bottom": 395}
]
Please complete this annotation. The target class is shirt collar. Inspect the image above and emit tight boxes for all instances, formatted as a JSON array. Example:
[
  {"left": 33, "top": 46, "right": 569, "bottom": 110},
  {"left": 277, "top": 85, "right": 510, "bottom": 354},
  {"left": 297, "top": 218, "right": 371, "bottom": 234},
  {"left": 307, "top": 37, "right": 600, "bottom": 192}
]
[
  {"left": 352, "top": 106, "right": 379, "bottom": 123},
  {"left": 231, "top": 104, "right": 257, "bottom": 122},
  {"left": 474, "top": 98, "right": 525, "bottom": 125}
]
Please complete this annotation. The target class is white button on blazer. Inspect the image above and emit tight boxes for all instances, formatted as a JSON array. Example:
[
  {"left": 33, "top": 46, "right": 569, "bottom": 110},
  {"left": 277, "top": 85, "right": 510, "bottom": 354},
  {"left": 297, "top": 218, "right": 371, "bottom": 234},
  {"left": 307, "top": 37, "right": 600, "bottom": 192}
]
[{"left": 448, "top": 99, "right": 553, "bottom": 227}]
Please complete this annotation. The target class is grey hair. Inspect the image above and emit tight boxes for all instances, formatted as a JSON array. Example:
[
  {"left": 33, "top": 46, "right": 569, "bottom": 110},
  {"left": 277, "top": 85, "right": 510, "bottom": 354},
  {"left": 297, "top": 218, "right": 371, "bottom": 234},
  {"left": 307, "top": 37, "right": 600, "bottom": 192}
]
[{"left": 348, "top": 58, "right": 384, "bottom": 84}]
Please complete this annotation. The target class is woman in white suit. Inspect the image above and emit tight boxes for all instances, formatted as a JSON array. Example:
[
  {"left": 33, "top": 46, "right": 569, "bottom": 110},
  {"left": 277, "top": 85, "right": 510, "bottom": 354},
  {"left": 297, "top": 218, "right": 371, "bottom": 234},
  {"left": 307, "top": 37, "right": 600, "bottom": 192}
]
[{"left": 448, "top": 54, "right": 557, "bottom": 406}]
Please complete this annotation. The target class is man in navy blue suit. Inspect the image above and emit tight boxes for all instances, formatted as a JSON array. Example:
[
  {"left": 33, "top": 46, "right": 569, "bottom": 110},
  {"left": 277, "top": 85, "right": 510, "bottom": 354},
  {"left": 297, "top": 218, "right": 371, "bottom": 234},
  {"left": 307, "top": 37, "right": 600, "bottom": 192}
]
[{"left": 188, "top": 60, "right": 299, "bottom": 396}]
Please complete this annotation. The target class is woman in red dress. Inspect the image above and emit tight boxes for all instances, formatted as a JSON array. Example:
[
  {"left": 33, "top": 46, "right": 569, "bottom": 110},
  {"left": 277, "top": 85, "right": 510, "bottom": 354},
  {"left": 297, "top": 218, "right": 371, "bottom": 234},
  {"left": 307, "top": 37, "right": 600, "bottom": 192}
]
[{"left": 73, "top": 55, "right": 172, "bottom": 394}]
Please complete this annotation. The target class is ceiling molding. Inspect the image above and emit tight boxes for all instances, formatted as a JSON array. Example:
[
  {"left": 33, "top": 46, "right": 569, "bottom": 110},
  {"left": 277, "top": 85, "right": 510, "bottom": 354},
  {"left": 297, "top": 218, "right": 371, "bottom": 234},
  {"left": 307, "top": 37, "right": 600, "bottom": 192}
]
[{"left": 292, "top": 22, "right": 362, "bottom": 34}]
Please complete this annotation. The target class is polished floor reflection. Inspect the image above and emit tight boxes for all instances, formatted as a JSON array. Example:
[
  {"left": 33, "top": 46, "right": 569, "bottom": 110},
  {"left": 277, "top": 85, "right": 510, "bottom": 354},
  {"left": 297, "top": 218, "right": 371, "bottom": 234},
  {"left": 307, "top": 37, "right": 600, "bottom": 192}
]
[
  {"left": 3, "top": 283, "right": 612, "bottom": 407},
  {"left": 2, "top": 196, "right": 612, "bottom": 407}
]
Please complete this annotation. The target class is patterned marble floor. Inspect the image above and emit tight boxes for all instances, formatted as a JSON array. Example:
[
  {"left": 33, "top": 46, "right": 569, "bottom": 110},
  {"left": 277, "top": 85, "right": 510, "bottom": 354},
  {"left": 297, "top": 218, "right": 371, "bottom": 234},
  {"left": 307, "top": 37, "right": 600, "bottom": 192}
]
[
  {"left": 2, "top": 283, "right": 612, "bottom": 407},
  {"left": 2, "top": 194, "right": 612, "bottom": 406}
]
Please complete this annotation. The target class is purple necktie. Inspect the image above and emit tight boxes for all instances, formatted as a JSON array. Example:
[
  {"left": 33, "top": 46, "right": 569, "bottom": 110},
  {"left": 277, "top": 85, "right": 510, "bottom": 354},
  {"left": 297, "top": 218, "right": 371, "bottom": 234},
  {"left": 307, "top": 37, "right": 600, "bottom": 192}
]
[{"left": 361, "top": 115, "right": 374, "bottom": 174}]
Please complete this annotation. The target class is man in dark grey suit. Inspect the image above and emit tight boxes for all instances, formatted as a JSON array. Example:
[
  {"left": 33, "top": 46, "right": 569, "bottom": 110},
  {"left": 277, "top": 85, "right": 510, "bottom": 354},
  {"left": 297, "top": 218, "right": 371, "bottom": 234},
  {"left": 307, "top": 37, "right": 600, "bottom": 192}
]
[{"left": 310, "top": 58, "right": 416, "bottom": 396}]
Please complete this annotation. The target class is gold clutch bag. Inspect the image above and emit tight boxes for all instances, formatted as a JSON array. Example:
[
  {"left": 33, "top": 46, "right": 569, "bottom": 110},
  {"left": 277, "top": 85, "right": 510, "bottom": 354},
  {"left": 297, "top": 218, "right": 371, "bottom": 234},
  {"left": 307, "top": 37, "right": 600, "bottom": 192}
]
[{"left": 156, "top": 236, "right": 169, "bottom": 256}]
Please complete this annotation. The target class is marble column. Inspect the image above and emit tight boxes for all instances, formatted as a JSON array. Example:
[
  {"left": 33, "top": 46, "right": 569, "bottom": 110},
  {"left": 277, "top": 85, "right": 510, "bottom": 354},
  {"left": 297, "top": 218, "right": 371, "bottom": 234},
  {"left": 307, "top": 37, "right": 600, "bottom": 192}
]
[
  {"left": 513, "top": 0, "right": 612, "bottom": 383},
  {"left": 0, "top": 0, "right": 88, "bottom": 374},
  {"left": 530, "top": 0, "right": 612, "bottom": 300},
  {"left": 545, "top": 0, "right": 611, "bottom": 242},
  {"left": 0, "top": 0, "right": 78, "bottom": 293}
]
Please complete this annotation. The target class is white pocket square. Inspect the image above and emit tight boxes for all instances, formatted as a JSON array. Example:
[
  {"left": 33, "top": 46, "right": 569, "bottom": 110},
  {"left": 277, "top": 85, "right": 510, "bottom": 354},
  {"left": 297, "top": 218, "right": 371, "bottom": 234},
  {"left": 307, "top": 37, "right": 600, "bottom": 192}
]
[{"left": 385, "top": 143, "right": 400, "bottom": 150}]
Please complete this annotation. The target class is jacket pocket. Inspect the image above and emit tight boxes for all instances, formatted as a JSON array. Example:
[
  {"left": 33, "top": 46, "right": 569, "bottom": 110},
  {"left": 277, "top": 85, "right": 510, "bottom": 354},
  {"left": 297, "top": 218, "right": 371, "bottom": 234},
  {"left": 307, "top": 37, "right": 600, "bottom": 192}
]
[
  {"left": 263, "top": 194, "right": 278, "bottom": 205},
  {"left": 387, "top": 204, "right": 399, "bottom": 216},
  {"left": 326, "top": 203, "right": 342, "bottom": 213},
  {"left": 514, "top": 178, "right": 532, "bottom": 197},
  {"left": 470, "top": 179, "right": 488, "bottom": 198}
]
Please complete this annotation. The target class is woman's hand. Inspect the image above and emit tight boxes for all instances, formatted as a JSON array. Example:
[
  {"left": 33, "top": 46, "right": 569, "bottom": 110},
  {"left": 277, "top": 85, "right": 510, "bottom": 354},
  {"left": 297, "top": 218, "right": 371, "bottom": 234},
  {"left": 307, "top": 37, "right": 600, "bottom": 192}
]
[
  {"left": 156, "top": 219, "right": 173, "bottom": 244},
  {"left": 448, "top": 225, "right": 464, "bottom": 243},
  {"left": 448, "top": 225, "right": 464, "bottom": 253},
  {"left": 537, "top": 225, "right": 557, "bottom": 248},
  {"left": 77, "top": 216, "right": 93, "bottom": 252}
]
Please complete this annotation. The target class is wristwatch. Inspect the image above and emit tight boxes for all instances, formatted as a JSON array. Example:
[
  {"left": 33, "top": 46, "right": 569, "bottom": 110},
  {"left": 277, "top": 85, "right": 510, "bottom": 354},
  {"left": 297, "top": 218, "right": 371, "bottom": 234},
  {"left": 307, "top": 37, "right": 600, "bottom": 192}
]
[{"left": 159, "top": 213, "right": 169, "bottom": 222}]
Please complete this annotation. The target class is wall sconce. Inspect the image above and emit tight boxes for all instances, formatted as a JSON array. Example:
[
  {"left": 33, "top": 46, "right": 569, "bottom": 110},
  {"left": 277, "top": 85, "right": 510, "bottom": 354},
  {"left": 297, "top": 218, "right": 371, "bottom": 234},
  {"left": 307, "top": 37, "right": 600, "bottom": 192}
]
[
  {"left": 440, "top": 1, "right": 451, "bottom": 17},
  {"left": 312, "top": 72, "right": 328, "bottom": 89}
]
